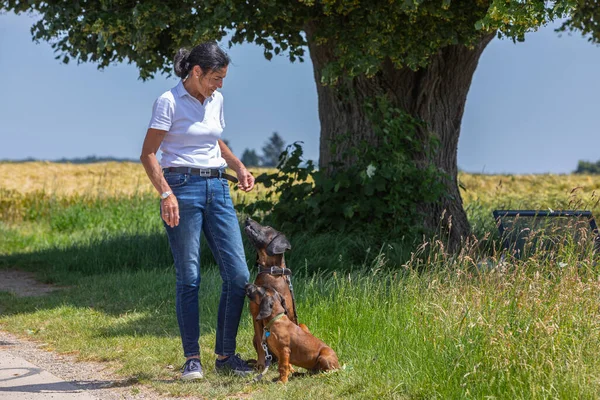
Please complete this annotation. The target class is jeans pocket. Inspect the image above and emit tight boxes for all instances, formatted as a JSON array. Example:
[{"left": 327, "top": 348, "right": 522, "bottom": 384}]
[
  {"left": 220, "top": 178, "right": 232, "bottom": 204},
  {"left": 164, "top": 173, "right": 189, "bottom": 188}
]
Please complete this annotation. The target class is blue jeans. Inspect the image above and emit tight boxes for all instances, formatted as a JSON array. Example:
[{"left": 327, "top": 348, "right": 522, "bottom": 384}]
[{"left": 162, "top": 172, "right": 250, "bottom": 358}]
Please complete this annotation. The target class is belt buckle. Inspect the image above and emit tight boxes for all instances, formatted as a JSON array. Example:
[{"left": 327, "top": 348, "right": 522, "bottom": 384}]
[{"left": 199, "top": 169, "right": 211, "bottom": 177}]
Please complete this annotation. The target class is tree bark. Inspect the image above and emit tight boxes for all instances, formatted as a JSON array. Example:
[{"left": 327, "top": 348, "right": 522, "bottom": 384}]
[{"left": 305, "top": 30, "right": 495, "bottom": 250}]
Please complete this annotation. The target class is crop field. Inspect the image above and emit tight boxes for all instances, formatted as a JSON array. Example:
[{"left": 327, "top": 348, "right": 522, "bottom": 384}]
[{"left": 1, "top": 162, "right": 600, "bottom": 399}]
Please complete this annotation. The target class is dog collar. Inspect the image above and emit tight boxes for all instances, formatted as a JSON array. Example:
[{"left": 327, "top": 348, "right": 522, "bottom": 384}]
[
  {"left": 263, "top": 312, "right": 286, "bottom": 338},
  {"left": 257, "top": 265, "right": 292, "bottom": 276}
]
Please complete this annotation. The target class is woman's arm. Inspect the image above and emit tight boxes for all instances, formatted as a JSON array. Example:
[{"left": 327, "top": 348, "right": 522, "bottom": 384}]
[
  {"left": 141, "top": 128, "right": 179, "bottom": 227},
  {"left": 219, "top": 139, "right": 255, "bottom": 192}
]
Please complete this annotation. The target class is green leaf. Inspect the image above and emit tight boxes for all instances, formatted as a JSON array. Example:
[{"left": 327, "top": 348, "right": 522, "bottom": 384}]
[{"left": 343, "top": 206, "right": 355, "bottom": 218}]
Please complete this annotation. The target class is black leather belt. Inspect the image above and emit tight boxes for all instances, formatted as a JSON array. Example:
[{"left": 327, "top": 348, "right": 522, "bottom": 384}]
[{"left": 162, "top": 167, "right": 238, "bottom": 184}]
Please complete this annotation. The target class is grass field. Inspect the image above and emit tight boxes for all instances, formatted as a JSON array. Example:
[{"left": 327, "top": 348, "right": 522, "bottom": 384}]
[{"left": 2, "top": 162, "right": 600, "bottom": 399}]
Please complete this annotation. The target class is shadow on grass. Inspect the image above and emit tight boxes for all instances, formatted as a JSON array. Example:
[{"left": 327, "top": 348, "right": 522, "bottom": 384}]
[
  {"left": 0, "top": 228, "right": 405, "bottom": 340},
  {"left": 0, "top": 232, "right": 174, "bottom": 282},
  {"left": 0, "top": 232, "right": 235, "bottom": 338},
  {"left": 1, "top": 215, "right": 414, "bottom": 283},
  {"left": 0, "top": 228, "right": 362, "bottom": 280}
]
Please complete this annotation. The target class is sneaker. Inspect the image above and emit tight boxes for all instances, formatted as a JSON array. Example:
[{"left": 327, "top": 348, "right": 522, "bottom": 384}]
[
  {"left": 181, "top": 358, "right": 203, "bottom": 380},
  {"left": 215, "top": 354, "right": 253, "bottom": 377}
]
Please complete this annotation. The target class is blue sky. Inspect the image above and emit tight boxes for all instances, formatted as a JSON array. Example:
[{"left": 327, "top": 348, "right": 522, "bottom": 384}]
[{"left": 1, "top": 11, "right": 599, "bottom": 174}]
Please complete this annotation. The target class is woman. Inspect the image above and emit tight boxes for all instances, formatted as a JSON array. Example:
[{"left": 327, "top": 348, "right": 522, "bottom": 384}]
[{"left": 140, "top": 42, "right": 255, "bottom": 379}]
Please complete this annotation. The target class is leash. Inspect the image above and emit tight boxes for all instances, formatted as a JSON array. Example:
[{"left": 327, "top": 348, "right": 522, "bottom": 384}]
[
  {"left": 286, "top": 275, "right": 299, "bottom": 326},
  {"left": 257, "top": 264, "right": 299, "bottom": 325},
  {"left": 249, "top": 313, "right": 285, "bottom": 383}
]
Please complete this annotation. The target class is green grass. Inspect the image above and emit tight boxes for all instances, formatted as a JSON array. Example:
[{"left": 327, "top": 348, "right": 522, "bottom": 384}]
[
  {"left": 3, "top": 260, "right": 600, "bottom": 399},
  {"left": 2, "top": 180, "right": 600, "bottom": 398}
]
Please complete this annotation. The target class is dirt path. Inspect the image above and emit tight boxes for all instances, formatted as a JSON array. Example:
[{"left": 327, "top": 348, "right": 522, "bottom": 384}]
[
  {"left": 0, "top": 269, "right": 62, "bottom": 297},
  {"left": 0, "top": 269, "right": 182, "bottom": 400}
]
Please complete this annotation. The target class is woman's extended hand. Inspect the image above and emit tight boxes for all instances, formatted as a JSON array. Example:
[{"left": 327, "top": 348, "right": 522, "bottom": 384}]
[
  {"left": 236, "top": 168, "right": 255, "bottom": 192},
  {"left": 161, "top": 194, "right": 180, "bottom": 227}
]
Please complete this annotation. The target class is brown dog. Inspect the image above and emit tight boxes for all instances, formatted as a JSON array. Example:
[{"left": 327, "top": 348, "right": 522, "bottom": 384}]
[
  {"left": 245, "top": 283, "right": 339, "bottom": 383},
  {"left": 244, "top": 218, "right": 296, "bottom": 370}
]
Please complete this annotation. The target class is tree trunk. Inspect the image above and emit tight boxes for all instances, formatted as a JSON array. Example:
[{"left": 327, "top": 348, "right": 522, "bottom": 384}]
[{"left": 305, "top": 31, "right": 495, "bottom": 250}]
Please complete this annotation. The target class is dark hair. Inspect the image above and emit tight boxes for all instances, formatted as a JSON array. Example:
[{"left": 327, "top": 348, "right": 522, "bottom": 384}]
[{"left": 173, "top": 42, "right": 231, "bottom": 78}]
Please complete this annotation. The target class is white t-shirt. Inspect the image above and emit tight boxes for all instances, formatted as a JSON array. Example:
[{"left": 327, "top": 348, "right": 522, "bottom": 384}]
[{"left": 148, "top": 80, "right": 227, "bottom": 169}]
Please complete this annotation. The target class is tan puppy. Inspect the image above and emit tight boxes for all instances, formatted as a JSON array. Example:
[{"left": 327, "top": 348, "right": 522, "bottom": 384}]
[{"left": 245, "top": 283, "right": 340, "bottom": 383}]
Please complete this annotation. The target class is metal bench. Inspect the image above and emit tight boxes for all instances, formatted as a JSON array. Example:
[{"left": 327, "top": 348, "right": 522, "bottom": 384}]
[{"left": 492, "top": 210, "right": 600, "bottom": 258}]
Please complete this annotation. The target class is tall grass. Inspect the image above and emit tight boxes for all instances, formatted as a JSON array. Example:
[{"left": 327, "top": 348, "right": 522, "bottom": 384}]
[
  {"left": 2, "top": 163, "right": 600, "bottom": 398},
  {"left": 3, "top": 249, "right": 600, "bottom": 398}
]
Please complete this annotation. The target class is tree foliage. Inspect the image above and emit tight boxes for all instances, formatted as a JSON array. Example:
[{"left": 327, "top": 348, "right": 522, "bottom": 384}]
[
  {"left": 241, "top": 148, "right": 261, "bottom": 167},
  {"left": 558, "top": 0, "right": 600, "bottom": 44},
  {"left": 575, "top": 160, "right": 600, "bottom": 174},
  {"left": 1, "top": 1, "right": 589, "bottom": 82},
  {"left": 261, "top": 132, "right": 286, "bottom": 167}
]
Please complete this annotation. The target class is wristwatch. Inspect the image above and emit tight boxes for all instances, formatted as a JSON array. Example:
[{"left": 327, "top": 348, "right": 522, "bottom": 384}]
[{"left": 160, "top": 190, "right": 173, "bottom": 200}]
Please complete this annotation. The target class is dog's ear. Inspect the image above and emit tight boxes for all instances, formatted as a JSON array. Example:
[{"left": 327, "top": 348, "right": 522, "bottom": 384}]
[
  {"left": 246, "top": 284, "right": 267, "bottom": 303},
  {"left": 266, "top": 234, "right": 292, "bottom": 256},
  {"left": 256, "top": 295, "right": 274, "bottom": 320}
]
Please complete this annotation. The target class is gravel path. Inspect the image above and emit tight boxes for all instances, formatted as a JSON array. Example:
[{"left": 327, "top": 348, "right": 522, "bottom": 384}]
[
  {"left": 0, "top": 269, "right": 182, "bottom": 400},
  {"left": 0, "top": 330, "right": 178, "bottom": 400}
]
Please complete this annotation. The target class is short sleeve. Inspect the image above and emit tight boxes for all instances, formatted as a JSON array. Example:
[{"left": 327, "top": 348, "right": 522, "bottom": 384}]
[{"left": 148, "top": 96, "right": 174, "bottom": 131}]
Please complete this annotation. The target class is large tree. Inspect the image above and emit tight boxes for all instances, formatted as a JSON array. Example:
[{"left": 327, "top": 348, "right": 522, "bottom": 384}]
[{"left": 4, "top": 0, "right": 596, "bottom": 247}]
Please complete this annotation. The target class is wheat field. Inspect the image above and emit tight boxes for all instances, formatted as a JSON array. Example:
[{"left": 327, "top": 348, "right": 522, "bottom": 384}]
[
  {"left": 0, "top": 161, "right": 274, "bottom": 199},
  {"left": 0, "top": 162, "right": 154, "bottom": 197},
  {"left": 2, "top": 162, "right": 599, "bottom": 211}
]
